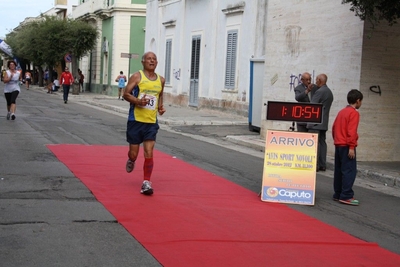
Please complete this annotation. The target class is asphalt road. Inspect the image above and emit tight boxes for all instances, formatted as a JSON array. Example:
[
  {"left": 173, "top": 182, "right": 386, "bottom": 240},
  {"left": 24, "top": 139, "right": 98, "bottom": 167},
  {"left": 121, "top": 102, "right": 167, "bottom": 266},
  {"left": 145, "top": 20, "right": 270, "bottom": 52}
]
[{"left": 1, "top": 88, "right": 399, "bottom": 267}]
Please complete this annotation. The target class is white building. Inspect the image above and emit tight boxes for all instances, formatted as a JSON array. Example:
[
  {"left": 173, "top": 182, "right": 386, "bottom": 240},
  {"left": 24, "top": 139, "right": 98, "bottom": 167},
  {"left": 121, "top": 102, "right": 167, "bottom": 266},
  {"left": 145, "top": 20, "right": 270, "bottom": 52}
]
[{"left": 145, "top": 0, "right": 267, "bottom": 115}]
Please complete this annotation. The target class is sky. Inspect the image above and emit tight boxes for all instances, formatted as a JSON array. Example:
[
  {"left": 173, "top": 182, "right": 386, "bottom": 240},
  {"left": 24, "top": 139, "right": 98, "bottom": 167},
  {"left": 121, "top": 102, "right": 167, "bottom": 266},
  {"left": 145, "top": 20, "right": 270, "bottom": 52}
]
[{"left": 0, "top": 0, "right": 78, "bottom": 39}]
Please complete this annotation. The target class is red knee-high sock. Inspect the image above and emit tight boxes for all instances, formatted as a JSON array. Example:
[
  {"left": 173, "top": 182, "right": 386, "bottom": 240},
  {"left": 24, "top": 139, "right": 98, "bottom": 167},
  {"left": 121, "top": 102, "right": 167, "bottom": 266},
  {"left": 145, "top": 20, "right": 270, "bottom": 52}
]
[{"left": 143, "top": 158, "right": 154, "bottom": 181}]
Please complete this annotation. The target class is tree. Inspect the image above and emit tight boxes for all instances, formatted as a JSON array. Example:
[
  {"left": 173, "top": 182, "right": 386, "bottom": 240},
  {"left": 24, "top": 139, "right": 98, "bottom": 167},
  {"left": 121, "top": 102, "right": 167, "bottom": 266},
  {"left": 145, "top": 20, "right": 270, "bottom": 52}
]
[
  {"left": 6, "top": 15, "right": 98, "bottom": 85},
  {"left": 342, "top": 0, "right": 400, "bottom": 27}
]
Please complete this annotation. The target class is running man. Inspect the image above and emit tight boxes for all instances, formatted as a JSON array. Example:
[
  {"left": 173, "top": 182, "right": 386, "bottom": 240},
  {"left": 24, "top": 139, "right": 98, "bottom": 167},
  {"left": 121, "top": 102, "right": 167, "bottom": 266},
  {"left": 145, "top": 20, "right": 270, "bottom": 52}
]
[{"left": 123, "top": 52, "right": 166, "bottom": 195}]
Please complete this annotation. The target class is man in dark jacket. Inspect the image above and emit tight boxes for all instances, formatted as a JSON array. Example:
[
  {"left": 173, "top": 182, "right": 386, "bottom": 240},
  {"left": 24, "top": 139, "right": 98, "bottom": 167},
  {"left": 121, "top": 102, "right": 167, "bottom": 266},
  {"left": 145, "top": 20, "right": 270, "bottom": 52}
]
[
  {"left": 294, "top": 72, "right": 317, "bottom": 132},
  {"left": 307, "top": 74, "right": 334, "bottom": 172}
]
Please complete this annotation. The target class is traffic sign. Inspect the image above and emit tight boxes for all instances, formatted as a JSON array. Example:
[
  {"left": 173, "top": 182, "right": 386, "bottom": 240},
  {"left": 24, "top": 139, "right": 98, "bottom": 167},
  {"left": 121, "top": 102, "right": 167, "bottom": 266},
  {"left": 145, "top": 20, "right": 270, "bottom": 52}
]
[{"left": 64, "top": 53, "right": 72, "bottom": 63}]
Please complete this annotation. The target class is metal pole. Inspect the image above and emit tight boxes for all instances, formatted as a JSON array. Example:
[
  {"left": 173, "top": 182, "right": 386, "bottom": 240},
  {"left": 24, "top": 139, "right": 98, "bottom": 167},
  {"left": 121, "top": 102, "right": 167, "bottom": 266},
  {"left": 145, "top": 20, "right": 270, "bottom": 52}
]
[{"left": 88, "top": 50, "right": 93, "bottom": 92}]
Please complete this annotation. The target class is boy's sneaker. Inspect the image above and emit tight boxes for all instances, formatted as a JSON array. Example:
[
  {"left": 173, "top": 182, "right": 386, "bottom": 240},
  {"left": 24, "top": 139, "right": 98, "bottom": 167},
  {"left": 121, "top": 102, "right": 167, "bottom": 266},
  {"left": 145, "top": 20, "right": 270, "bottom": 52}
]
[
  {"left": 339, "top": 198, "right": 359, "bottom": 206},
  {"left": 11, "top": 113, "right": 16, "bottom": 120},
  {"left": 126, "top": 159, "right": 135, "bottom": 173},
  {"left": 6, "top": 112, "right": 11, "bottom": 120},
  {"left": 140, "top": 180, "right": 153, "bottom": 195}
]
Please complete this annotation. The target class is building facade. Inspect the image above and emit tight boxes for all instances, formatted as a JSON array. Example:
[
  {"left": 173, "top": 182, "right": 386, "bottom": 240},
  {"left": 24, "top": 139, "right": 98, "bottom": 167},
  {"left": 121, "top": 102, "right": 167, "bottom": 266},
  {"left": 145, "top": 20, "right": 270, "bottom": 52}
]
[
  {"left": 72, "top": 0, "right": 146, "bottom": 94},
  {"left": 145, "top": 0, "right": 267, "bottom": 115},
  {"left": 146, "top": 0, "right": 400, "bottom": 161}
]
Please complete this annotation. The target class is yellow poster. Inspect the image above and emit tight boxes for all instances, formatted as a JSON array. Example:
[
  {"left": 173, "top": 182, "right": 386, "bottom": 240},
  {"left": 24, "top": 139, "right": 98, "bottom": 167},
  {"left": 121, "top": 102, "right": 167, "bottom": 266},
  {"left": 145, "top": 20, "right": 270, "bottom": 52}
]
[{"left": 261, "top": 130, "right": 318, "bottom": 205}]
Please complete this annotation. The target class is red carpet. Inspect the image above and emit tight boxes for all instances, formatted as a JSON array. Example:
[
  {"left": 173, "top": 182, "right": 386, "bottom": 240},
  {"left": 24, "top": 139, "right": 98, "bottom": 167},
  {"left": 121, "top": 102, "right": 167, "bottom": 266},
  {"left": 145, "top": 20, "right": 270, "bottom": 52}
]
[{"left": 48, "top": 144, "right": 400, "bottom": 267}]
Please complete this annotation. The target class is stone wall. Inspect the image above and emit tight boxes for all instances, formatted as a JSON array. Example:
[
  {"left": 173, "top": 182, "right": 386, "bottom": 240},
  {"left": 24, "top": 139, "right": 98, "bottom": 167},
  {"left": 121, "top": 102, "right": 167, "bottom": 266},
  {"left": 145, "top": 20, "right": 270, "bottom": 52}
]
[
  {"left": 163, "top": 92, "right": 249, "bottom": 116},
  {"left": 358, "top": 22, "right": 400, "bottom": 161}
]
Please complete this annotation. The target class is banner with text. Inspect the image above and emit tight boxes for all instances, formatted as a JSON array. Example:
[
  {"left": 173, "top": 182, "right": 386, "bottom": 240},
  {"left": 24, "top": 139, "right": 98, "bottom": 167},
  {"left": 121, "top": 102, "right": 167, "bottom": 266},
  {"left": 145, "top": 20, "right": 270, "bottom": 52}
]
[{"left": 261, "top": 130, "right": 317, "bottom": 205}]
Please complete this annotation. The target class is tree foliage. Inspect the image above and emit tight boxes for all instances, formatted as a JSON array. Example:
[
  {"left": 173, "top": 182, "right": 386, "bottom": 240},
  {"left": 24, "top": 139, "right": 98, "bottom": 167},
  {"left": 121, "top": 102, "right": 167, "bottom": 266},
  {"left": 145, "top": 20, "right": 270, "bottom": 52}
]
[
  {"left": 6, "top": 15, "right": 98, "bottom": 67},
  {"left": 342, "top": 0, "right": 400, "bottom": 26}
]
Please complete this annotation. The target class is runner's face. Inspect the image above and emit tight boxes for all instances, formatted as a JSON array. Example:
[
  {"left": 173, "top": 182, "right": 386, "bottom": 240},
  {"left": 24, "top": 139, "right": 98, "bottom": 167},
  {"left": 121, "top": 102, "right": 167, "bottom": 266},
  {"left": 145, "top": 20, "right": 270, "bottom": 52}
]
[{"left": 142, "top": 53, "right": 158, "bottom": 71}]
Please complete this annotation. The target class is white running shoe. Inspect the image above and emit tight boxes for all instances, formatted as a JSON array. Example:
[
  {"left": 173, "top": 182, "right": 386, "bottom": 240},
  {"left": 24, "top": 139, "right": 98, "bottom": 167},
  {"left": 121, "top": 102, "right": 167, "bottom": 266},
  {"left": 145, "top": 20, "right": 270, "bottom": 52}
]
[{"left": 140, "top": 180, "right": 153, "bottom": 195}]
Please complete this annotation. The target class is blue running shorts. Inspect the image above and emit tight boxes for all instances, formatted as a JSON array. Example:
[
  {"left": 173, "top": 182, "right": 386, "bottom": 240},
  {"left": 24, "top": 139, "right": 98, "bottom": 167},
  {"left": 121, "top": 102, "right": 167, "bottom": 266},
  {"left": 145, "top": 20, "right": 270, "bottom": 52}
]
[{"left": 126, "top": 121, "right": 159, "bottom": 144}]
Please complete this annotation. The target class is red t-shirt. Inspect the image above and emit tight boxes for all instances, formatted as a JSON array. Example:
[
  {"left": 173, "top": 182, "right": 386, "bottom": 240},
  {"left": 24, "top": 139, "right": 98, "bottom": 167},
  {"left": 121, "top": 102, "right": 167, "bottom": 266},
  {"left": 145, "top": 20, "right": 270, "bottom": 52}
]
[
  {"left": 332, "top": 106, "right": 360, "bottom": 149},
  {"left": 60, "top": 71, "right": 74, "bottom": 85}
]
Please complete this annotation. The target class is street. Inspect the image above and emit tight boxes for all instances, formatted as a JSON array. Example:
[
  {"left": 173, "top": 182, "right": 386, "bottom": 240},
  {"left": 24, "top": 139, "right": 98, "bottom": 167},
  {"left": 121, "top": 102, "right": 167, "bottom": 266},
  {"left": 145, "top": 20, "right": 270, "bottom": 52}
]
[{"left": 1, "top": 87, "right": 399, "bottom": 266}]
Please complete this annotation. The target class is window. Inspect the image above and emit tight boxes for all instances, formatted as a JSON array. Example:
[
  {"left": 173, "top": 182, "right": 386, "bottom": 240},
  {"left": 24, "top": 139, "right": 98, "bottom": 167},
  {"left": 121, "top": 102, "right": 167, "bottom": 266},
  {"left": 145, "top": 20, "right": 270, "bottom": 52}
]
[
  {"left": 165, "top": 39, "right": 172, "bottom": 84},
  {"left": 225, "top": 30, "right": 238, "bottom": 89}
]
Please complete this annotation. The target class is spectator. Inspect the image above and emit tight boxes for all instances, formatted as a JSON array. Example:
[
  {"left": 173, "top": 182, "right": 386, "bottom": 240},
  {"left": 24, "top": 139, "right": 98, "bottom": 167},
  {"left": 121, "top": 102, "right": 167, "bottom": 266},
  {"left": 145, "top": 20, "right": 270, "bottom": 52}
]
[
  {"left": 44, "top": 69, "right": 49, "bottom": 85},
  {"left": 115, "top": 71, "right": 127, "bottom": 100},
  {"left": 307, "top": 74, "right": 334, "bottom": 172},
  {"left": 78, "top": 70, "right": 84, "bottom": 92},
  {"left": 47, "top": 78, "right": 60, "bottom": 94},
  {"left": 332, "top": 89, "right": 363, "bottom": 205},
  {"left": 60, "top": 67, "right": 74, "bottom": 104},
  {"left": 294, "top": 72, "right": 317, "bottom": 132}
]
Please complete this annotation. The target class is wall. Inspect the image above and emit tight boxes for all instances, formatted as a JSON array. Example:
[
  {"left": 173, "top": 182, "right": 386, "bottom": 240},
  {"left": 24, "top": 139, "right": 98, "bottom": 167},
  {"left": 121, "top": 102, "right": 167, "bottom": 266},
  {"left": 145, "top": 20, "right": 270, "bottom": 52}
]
[{"left": 357, "top": 22, "right": 400, "bottom": 161}]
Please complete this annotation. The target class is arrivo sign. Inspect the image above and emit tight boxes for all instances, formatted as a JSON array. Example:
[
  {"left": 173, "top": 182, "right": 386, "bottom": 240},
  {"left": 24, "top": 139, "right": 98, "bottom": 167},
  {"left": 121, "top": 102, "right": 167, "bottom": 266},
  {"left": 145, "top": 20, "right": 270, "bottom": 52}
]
[{"left": 266, "top": 101, "right": 323, "bottom": 123}]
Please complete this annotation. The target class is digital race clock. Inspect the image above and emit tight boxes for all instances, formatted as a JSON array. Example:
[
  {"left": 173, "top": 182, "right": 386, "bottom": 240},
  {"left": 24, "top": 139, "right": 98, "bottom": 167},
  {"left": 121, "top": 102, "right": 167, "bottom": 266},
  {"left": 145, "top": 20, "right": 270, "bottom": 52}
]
[{"left": 266, "top": 101, "right": 323, "bottom": 123}]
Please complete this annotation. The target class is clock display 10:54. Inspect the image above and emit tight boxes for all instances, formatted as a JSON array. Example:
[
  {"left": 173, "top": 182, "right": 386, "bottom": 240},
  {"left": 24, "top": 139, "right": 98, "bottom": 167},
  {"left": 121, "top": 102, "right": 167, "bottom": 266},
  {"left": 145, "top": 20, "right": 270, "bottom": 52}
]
[
  {"left": 266, "top": 101, "right": 323, "bottom": 123},
  {"left": 282, "top": 105, "right": 320, "bottom": 119}
]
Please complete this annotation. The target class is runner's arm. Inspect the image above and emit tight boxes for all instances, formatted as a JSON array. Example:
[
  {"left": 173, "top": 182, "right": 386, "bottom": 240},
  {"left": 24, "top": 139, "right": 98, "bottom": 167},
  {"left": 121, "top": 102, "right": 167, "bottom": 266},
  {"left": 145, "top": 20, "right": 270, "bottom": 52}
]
[{"left": 123, "top": 72, "right": 148, "bottom": 106}]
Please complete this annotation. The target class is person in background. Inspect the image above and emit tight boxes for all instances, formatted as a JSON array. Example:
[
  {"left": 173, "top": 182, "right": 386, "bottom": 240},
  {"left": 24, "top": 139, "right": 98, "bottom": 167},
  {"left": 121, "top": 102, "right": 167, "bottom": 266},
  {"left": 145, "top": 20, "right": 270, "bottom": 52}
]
[
  {"left": 34, "top": 69, "right": 39, "bottom": 85},
  {"left": 1, "top": 68, "right": 6, "bottom": 81},
  {"left": 78, "top": 69, "right": 84, "bottom": 92},
  {"left": 3, "top": 60, "right": 22, "bottom": 120},
  {"left": 47, "top": 77, "right": 60, "bottom": 94},
  {"left": 115, "top": 71, "right": 127, "bottom": 100},
  {"left": 44, "top": 69, "right": 49, "bottom": 86},
  {"left": 25, "top": 70, "right": 32, "bottom": 89},
  {"left": 123, "top": 52, "right": 166, "bottom": 195},
  {"left": 307, "top": 74, "right": 334, "bottom": 172},
  {"left": 60, "top": 67, "right": 74, "bottom": 104},
  {"left": 294, "top": 72, "right": 317, "bottom": 132},
  {"left": 332, "top": 89, "right": 363, "bottom": 206}
]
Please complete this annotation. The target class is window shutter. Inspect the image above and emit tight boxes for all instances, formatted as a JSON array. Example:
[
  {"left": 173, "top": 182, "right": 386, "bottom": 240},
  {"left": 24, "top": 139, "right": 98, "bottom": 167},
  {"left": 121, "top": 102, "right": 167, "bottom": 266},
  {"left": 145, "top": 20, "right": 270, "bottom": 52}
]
[
  {"left": 225, "top": 30, "right": 238, "bottom": 89},
  {"left": 165, "top": 39, "right": 172, "bottom": 84}
]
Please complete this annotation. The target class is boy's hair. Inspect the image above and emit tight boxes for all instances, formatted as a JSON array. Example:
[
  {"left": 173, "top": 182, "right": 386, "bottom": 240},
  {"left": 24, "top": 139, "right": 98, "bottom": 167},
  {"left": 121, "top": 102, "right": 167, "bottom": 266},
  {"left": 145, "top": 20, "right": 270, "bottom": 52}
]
[{"left": 347, "top": 89, "right": 363, "bottom": 104}]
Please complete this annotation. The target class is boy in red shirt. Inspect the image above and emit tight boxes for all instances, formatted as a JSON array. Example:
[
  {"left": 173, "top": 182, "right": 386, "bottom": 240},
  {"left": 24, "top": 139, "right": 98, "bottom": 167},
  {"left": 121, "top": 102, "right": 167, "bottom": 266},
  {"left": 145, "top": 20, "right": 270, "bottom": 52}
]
[{"left": 332, "top": 89, "right": 363, "bottom": 205}]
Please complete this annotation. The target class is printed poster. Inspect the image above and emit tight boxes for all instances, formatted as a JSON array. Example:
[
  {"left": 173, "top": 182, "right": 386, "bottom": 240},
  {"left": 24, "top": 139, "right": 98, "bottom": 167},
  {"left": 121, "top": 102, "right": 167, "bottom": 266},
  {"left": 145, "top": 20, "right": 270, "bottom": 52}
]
[{"left": 261, "top": 130, "right": 318, "bottom": 205}]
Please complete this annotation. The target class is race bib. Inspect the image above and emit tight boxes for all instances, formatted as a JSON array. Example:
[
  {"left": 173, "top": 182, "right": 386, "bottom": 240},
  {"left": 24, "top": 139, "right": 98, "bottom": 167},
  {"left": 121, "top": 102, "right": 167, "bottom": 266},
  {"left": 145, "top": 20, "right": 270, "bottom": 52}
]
[{"left": 139, "top": 94, "right": 157, "bottom": 110}]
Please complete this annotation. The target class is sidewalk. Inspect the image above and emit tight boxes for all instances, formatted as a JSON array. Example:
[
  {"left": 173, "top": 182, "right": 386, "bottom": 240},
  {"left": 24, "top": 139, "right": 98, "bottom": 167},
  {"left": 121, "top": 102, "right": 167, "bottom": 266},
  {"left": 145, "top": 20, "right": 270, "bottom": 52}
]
[{"left": 38, "top": 86, "right": 400, "bottom": 189}]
